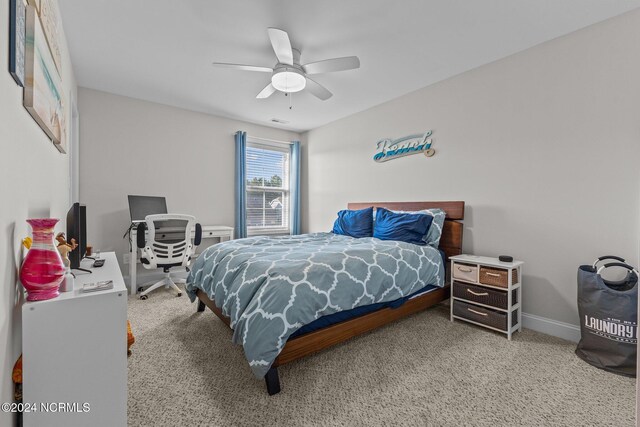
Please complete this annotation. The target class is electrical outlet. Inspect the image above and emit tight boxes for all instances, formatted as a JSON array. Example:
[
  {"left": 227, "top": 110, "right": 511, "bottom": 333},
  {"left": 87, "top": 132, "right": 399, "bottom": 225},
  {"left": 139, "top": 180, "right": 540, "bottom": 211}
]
[{"left": 123, "top": 254, "right": 129, "bottom": 264}]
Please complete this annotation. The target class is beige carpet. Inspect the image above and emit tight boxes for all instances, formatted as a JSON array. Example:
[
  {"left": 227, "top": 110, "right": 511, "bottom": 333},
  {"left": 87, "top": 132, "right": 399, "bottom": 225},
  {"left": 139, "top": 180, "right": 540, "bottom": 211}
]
[{"left": 127, "top": 289, "right": 635, "bottom": 426}]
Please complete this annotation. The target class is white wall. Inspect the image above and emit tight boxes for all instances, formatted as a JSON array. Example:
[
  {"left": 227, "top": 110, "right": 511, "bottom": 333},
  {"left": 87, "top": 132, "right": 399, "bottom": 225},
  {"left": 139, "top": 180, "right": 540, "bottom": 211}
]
[
  {"left": 302, "top": 10, "right": 640, "bottom": 328},
  {"left": 77, "top": 88, "right": 300, "bottom": 277},
  {"left": 0, "top": 4, "right": 76, "bottom": 425}
]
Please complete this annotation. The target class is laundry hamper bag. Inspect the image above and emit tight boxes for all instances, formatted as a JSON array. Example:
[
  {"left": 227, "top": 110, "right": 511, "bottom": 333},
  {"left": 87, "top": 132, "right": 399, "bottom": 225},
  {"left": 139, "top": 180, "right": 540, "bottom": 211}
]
[{"left": 576, "top": 256, "right": 638, "bottom": 377}]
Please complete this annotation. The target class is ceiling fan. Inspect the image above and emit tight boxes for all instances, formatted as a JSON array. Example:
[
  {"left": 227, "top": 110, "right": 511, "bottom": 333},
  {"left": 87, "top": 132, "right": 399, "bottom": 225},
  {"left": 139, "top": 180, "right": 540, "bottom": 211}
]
[{"left": 212, "top": 28, "right": 360, "bottom": 101}]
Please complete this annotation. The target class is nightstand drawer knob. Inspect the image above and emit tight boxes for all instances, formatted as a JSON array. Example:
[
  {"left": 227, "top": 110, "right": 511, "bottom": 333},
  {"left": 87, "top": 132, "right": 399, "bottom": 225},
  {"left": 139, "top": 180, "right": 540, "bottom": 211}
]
[
  {"left": 467, "top": 308, "right": 488, "bottom": 316},
  {"left": 466, "top": 289, "right": 489, "bottom": 297}
]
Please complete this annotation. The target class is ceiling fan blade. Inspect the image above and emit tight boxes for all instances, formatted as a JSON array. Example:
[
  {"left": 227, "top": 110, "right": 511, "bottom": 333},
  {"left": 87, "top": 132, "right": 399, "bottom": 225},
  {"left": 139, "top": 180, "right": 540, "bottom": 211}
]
[
  {"left": 305, "top": 78, "right": 332, "bottom": 100},
  {"left": 212, "top": 63, "right": 273, "bottom": 73},
  {"left": 267, "top": 28, "right": 293, "bottom": 65},
  {"left": 256, "top": 83, "right": 277, "bottom": 99},
  {"left": 303, "top": 56, "right": 360, "bottom": 75}
]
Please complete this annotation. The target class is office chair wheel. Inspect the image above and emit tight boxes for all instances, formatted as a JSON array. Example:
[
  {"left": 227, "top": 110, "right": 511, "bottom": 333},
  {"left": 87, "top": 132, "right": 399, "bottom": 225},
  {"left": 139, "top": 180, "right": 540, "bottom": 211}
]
[
  {"left": 140, "top": 294, "right": 148, "bottom": 300},
  {"left": 137, "top": 286, "right": 144, "bottom": 292}
]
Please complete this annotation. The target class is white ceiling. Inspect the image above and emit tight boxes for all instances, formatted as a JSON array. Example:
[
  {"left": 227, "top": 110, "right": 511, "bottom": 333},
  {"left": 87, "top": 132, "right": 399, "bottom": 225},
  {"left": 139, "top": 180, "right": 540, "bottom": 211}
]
[{"left": 58, "top": 0, "right": 640, "bottom": 132}]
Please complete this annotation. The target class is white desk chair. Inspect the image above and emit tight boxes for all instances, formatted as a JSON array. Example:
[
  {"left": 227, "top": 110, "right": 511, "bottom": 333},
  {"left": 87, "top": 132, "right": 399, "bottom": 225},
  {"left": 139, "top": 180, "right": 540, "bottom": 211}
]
[{"left": 136, "top": 214, "right": 202, "bottom": 300}]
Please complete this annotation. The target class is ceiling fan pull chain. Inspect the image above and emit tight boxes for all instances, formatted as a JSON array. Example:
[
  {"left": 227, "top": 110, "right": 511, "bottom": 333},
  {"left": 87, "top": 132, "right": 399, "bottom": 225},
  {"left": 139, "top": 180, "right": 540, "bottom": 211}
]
[{"left": 290, "top": 91, "right": 293, "bottom": 110}]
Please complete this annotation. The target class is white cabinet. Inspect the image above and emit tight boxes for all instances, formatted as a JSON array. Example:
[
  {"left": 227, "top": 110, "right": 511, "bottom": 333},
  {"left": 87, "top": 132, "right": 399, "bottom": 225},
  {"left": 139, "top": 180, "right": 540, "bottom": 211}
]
[
  {"left": 449, "top": 254, "right": 524, "bottom": 340},
  {"left": 22, "top": 252, "right": 127, "bottom": 427}
]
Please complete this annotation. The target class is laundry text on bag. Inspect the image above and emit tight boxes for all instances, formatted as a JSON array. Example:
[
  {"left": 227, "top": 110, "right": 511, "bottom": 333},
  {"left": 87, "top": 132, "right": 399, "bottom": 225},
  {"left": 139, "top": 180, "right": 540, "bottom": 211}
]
[{"left": 584, "top": 315, "right": 637, "bottom": 343}]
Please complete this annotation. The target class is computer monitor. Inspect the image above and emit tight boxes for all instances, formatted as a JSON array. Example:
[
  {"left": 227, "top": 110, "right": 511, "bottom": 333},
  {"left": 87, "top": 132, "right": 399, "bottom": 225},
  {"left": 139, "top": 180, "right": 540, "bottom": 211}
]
[
  {"left": 67, "top": 202, "right": 87, "bottom": 270},
  {"left": 128, "top": 195, "right": 168, "bottom": 222}
]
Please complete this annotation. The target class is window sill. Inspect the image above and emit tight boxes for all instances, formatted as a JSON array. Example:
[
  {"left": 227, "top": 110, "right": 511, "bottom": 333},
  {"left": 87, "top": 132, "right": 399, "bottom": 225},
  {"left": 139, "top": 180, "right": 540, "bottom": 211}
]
[{"left": 247, "top": 228, "right": 291, "bottom": 237}]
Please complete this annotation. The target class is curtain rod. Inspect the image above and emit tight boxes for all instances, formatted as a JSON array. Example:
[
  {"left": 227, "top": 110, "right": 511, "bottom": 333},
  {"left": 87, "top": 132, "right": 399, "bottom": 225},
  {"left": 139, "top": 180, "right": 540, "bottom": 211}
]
[{"left": 247, "top": 135, "right": 293, "bottom": 145}]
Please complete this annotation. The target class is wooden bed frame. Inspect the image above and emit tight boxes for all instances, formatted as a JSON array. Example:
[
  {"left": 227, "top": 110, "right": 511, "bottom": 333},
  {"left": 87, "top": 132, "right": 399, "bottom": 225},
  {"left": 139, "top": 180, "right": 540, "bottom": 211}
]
[{"left": 195, "top": 201, "right": 465, "bottom": 395}]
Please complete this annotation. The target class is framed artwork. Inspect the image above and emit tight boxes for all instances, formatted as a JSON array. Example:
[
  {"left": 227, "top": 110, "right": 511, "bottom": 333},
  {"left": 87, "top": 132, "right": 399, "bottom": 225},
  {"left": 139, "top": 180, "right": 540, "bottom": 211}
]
[
  {"left": 9, "top": 0, "right": 26, "bottom": 86},
  {"left": 38, "top": 0, "right": 62, "bottom": 74},
  {"left": 24, "top": 5, "right": 67, "bottom": 153},
  {"left": 25, "top": 0, "right": 40, "bottom": 12}
]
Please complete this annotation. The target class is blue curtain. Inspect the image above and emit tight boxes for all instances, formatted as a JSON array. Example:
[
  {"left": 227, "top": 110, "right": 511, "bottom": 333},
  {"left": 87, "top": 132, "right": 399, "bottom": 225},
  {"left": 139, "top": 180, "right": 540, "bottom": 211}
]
[
  {"left": 235, "top": 131, "right": 247, "bottom": 239},
  {"left": 290, "top": 140, "right": 301, "bottom": 235}
]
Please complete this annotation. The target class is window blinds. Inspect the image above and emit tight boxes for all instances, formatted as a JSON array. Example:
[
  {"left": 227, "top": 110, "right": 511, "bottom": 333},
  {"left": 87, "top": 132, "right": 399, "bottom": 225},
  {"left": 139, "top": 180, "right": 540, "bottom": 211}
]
[{"left": 245, "top": 141, "right": 291, "bottom": 235}]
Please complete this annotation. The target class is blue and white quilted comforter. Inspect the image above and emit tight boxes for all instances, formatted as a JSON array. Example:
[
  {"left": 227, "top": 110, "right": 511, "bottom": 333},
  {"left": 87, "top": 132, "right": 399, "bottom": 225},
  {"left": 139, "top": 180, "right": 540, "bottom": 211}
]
[{"left": 186, "top": 232, "right": 444, "bottom": 378}]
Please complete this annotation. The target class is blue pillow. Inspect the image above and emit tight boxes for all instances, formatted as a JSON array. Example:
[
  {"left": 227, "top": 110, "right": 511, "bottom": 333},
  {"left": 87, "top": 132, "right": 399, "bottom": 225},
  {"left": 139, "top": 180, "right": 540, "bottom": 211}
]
[
  {"left": 332, "top": 207, "right": 374, "bottom": 238},
  {"left": 389, "top": 208, "right": 446, "bottom": 248},
  {"left": 373, "top": 208, "right": 432, "bottom": 245}
]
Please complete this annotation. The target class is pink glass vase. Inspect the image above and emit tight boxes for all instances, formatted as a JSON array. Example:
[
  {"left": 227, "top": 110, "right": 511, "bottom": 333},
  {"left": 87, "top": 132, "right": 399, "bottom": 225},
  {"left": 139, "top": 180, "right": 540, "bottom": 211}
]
[{"left": 20, "top": 218, "right": 65, "bottom": 301}]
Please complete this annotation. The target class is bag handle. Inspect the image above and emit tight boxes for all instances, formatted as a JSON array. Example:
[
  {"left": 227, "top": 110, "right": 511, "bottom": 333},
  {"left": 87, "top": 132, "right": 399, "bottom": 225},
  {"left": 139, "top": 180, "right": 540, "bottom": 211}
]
[
  {"left": 597, "top": 262, "right": 638, "bottom": 276},
  {"left": 592, "top": 255, "right": 625, "bottom": 268}
]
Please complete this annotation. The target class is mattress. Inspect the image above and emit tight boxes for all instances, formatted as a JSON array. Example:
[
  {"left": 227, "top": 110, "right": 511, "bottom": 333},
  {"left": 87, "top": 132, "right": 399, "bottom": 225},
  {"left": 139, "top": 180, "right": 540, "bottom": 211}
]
[
  {"left": 290, "top": 284, "right": 440, "bottom": 338},
  {"left": 290, "top": 249, "right": 446, "bottom": 337}
]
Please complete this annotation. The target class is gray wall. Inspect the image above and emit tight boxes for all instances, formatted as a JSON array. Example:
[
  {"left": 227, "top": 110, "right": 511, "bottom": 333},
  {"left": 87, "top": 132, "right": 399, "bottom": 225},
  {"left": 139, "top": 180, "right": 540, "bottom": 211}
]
[
  {"left": 301, "top": 10, "right": 640, "bottom": 326},
  {"left": 78, "top": 88, "right": 300, "bottom": 276},
  {"left": 0, "top": 4, "right": 77, "bottom": 424}
]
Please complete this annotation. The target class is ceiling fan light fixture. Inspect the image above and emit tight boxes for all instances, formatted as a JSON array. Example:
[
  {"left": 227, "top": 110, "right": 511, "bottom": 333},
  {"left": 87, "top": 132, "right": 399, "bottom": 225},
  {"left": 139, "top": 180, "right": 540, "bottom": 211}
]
[{"left": 271, "top": 67, "right": 306, "bottom": 93}]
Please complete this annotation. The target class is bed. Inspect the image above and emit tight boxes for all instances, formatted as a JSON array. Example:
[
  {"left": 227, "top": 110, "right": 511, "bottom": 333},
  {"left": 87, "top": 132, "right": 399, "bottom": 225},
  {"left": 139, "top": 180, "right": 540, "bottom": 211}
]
[{"left": 187, "top": 201, "right": 464, "bottom": 395}]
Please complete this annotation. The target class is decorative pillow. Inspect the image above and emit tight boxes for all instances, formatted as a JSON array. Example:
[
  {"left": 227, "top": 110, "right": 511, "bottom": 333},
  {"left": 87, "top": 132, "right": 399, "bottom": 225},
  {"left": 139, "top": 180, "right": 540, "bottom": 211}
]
[
  {"left": 332, "top": 207, "right": 374, "bottom": 238},
  {"left": 373, "top": 208, "right": 432, "bottom": 246},
  {"left": 389, "top": 208, "right": 446, "bottom": 248},
  {"left": 421, "top": 209, "right": 446, "bottom": 247}
]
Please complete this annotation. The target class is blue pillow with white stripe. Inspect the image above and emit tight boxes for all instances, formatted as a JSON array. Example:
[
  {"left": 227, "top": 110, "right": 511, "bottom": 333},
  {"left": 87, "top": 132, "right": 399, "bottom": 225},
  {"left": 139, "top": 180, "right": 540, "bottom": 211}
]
[
  {"left": 387, "top": 208, "right": 446, "bottom": 248},
  {"left": 373, "top": 208, "right": 432, "bottom": 246},
  {"left": 332, "top": 207, "right": 374, "bottom": 238},
  {"left": 422, "top": 209, "right": 446, "bottom": 247}
]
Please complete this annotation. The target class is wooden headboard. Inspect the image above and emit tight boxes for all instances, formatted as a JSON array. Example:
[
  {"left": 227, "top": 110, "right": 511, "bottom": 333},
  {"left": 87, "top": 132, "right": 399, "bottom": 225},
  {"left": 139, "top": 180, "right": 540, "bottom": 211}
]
[{"left": 347, "top": 201, "right": 465, "bottom": 259}]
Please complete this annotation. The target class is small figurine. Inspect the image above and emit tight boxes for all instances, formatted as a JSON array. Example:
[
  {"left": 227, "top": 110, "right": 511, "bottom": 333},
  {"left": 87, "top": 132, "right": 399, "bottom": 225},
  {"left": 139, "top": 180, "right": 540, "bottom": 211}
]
[
  {"left": 22, "top": 237, "right": 32, "bottom": 249},
  {"left": 56, "top": 232, "right": 77, "bottom": 268}
]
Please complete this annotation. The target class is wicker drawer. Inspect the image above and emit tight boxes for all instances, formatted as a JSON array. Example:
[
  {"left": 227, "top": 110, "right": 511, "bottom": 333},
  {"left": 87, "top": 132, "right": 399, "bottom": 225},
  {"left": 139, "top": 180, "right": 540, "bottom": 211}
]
[
  {"left": 453, "top": 282, "right": 517, "bottom": 310},
  {"left": 479, "top": 266, "right": 518, "bottom": 288},
  {"left": 453, "top": 301, "right": 518, "bottom": 331},
  {"left": 452, "top": 263, "right": 478, "bottom": 283}
]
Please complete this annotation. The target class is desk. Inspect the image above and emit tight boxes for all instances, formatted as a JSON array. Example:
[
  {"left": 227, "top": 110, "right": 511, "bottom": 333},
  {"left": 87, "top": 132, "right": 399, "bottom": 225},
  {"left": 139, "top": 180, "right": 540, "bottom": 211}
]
[
  {"left": 128, "top": 224, "right": 233, "bottom": 295},
  {"left": 22, "top": 252, "right": 127, "bottom": 427}
]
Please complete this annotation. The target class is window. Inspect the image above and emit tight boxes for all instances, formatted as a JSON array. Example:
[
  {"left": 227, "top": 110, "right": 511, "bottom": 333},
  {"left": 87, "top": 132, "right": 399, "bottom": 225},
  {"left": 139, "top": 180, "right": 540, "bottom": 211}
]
[{"left": 246, "top": 140, "right": 291, "bottom": 236}]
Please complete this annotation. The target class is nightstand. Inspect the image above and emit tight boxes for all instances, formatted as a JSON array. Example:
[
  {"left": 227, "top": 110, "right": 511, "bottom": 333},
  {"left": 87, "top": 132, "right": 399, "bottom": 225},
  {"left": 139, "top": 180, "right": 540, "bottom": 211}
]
[{"left": 449, "top": 255, "right": 524, "bottom": 340}]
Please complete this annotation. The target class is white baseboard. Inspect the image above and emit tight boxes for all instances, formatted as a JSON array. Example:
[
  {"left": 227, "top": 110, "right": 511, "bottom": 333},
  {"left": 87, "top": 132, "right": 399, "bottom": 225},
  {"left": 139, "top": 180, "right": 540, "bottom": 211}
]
[{"left": 522, "top": 312, "right": 581, "bottom": 343}]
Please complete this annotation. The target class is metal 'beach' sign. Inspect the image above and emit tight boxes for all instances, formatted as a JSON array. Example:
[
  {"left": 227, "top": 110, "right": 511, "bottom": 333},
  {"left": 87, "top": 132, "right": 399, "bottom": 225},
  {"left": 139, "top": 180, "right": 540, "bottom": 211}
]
[{"left": 373, "top": 131, "right": 435, "bottom": 162}]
